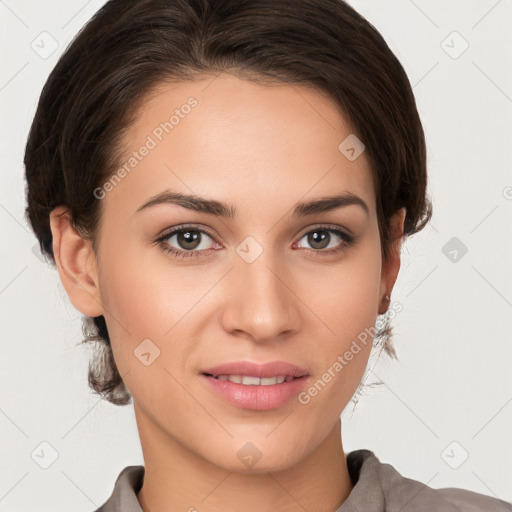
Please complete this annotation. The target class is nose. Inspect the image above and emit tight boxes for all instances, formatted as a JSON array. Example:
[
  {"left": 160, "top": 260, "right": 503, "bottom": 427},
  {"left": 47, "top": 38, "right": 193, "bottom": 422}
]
[{"left": 220, "top": 246, "right": 301, "bottom": 343}]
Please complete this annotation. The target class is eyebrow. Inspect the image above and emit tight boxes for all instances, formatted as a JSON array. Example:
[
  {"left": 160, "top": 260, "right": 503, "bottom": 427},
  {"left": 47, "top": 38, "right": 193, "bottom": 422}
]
[{"left": 135, "top": 189, "right": 369, "bottom": 218}]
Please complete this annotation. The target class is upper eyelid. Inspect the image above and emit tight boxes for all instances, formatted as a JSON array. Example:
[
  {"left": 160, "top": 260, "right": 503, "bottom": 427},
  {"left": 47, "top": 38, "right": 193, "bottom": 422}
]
[{"left": 157, "top": 224, "right": 216, "bottom": 242}]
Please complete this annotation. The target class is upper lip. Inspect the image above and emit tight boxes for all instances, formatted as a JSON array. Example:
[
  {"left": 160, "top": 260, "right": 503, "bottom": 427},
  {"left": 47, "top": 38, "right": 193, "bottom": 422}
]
[{"left": 201, "top": 360, "right": 309, "bottom": 378}]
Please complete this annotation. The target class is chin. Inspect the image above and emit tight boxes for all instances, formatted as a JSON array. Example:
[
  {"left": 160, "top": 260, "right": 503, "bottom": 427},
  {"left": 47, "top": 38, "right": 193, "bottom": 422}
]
[{"left": 204, "top": 439, "right": 307, "bottom": 474}]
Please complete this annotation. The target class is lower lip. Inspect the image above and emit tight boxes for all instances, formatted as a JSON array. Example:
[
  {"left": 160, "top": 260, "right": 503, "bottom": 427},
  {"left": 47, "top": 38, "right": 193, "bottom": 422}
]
[{"left": 200, "top": 374, "right": 310, "bottom": 411}]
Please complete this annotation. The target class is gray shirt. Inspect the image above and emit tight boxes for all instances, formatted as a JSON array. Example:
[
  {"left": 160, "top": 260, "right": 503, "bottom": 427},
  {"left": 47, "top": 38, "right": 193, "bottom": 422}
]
[{"left": 94, "top": 449, "right": 512, "bottom": 511}]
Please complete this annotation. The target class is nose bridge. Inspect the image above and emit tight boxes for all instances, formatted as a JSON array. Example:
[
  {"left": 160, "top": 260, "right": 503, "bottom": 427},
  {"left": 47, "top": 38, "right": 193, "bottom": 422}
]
[{"left": 222, "top": 237, "right": 298, "bottom": 340}]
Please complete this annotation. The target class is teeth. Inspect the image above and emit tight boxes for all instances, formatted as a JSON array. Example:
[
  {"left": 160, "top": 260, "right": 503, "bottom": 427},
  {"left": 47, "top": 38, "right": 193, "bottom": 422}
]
[{"left": 213, "top": 375, "right": 294, "bottom": 385}]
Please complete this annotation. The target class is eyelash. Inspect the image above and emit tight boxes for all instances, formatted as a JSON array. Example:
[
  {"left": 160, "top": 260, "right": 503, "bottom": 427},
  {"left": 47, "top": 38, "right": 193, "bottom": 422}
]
[{"left": 155, "top": 224, "right": 355, "bottom": 260}]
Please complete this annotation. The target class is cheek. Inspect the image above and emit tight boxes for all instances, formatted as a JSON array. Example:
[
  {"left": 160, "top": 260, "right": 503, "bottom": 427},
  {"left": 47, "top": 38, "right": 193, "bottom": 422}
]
[
  {"left": 97, "top": 230, "right": 183, "bottom": 333},
  {"left": 312, "top": 238, "right": 382, "bottom": 341},
  {"left": 95, "top": 242, "right": 191, "bottom": 404},
  {"left": 303, "top": 238, "right": 382, "bottom": 394},
  {"left": 94, "top": 235, "right": 171, "bottom": 358},
  {"left": 95, "top": 236, "right": 211, "bottom": 367}
]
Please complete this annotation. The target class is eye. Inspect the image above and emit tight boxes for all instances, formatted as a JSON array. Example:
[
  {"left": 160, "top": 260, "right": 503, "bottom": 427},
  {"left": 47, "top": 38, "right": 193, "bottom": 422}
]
[
  {"left": 155, "top": 225, "right": 219, "bottom": 260},
  {"left": 294, "top": 225, "right": 354, "bottom": 256},
  {"left": 155, "top": 223, "right": 355, "bottom": 261}
]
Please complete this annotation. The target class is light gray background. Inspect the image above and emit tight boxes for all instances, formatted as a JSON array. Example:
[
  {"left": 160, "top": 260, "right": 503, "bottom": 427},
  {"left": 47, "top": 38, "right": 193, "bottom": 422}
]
[{"left": 1, "top": 1, "right": 511, "bottom": 510}]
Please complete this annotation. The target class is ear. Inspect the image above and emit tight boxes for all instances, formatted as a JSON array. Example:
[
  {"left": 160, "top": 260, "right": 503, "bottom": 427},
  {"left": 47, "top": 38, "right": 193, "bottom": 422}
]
[
  {"left": 378, "top": 207, "right": 406, "bottom": 315},
  {"left": 49, "top": 206, "right": 103, "bottom": 317}
]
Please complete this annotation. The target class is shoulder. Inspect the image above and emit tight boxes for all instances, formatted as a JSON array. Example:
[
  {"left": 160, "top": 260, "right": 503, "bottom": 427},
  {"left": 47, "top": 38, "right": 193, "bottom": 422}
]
[
  {"left": 91, "top": 465, "right": 145, "bottom": 512},
  {"left": 343, "top": 449, "right": 512, "bottom": 512},
  {"left": 434, "top": 486, "right": 512, "bottom": 512}
]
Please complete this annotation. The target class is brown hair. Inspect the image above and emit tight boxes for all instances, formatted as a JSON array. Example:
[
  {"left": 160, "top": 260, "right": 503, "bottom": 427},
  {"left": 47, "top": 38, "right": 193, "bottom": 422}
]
[{"left": 24, "top": 0, "right": 432, "bottom": 406}]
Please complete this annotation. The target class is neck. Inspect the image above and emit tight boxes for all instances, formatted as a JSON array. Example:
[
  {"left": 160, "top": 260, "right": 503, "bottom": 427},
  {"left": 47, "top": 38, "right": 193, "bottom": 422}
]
[{"left": 135, "top": 406, "right": 353, "bottom": 512}]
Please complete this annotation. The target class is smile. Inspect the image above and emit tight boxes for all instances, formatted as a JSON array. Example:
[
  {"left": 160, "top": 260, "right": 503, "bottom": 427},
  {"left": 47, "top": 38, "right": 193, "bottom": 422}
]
[{"left": 205, "top": 374, "right": 296, "bottom": 385}]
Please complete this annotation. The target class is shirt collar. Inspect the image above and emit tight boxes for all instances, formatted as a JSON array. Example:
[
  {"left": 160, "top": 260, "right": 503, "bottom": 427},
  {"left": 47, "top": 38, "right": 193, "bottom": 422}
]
[
  {"left": 335, "top": 449, "right": 463, "bottom": 511},
  {"left": 97, "top": 449, "right": 464, "bottom": 512}
]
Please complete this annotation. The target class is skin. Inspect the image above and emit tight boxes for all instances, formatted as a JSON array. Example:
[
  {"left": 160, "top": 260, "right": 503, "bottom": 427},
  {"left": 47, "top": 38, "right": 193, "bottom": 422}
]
[{"left": 50, "top": 72, "right": 405, "bottom": 512}]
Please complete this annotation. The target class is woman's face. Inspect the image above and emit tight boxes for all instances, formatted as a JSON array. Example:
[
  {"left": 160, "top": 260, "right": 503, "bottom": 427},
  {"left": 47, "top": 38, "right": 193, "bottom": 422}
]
[{"left": 55, "top": 72, "right": 404, "bottom": 473}]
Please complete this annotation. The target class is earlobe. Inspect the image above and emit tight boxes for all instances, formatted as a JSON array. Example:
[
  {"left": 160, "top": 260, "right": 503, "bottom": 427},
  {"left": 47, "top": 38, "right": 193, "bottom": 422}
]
[
  {"left": 49, "top": 206, "right": 103, "bottom": 317},
  {"left": 378, "top": 207, "right": 406, "bottom": 315}
]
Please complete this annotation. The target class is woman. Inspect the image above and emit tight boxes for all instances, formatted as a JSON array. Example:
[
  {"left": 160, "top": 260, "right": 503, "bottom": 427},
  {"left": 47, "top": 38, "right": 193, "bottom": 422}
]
[{"left": 23, "top": 0, "right": 512, "bottom": 510}]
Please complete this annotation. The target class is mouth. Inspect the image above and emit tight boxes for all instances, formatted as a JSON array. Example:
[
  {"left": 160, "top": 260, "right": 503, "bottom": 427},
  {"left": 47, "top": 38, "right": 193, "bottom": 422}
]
[
  {"left": 201, "top": 373, "right": 299, "bottom": 385},
  {"left": 199, "top": 372, "right": 310, "bottom": 410},
  {"left": 198, "top": 360, "right": 310, "bottom": 410}
]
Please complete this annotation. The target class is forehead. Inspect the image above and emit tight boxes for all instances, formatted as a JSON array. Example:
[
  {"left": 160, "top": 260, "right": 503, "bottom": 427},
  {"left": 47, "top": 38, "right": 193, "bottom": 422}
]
[{"left": 105, "top": 72, "right": 376, "bottom": 221}]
